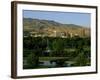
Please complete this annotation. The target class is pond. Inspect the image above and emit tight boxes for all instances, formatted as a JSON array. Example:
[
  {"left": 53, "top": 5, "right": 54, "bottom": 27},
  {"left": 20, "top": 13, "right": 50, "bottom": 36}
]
[
  {"left": 39, "top": 60, "right": 75, "bottom": 68},
  {"left": 39, "top": 61, "right": 56, "bottom": 68}
]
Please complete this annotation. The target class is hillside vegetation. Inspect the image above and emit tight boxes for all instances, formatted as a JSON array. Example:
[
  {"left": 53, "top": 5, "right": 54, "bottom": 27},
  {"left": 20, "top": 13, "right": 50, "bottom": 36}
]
[{"left": 23, "top": 18, "right": 90, "bottom": 37}]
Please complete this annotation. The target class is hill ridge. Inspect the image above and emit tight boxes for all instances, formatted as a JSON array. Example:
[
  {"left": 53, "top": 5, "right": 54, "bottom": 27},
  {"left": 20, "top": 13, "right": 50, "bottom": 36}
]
[{"left": 23, "top": 18, "right": 90, "bottom": 38}]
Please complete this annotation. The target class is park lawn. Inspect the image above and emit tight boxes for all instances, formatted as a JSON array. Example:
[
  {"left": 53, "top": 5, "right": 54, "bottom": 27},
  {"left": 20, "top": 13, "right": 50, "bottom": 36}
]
[
  {"left": 64, "top": 48, "right": 76, "bottom": 52},
  {"left": 39, "top": 57, "right": 68, "bottom": 61}
]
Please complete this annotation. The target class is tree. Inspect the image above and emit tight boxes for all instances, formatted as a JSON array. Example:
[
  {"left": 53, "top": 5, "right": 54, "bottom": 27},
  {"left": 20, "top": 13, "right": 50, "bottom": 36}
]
[
  {"left": 52, "top": 38, "right": 64, "bottom": 56},
  {"left": 74, "top": 52, "right": 88, "bottom": 66},
  {"left": 27, "top": 52, "right": 38, "bottom": 68}
]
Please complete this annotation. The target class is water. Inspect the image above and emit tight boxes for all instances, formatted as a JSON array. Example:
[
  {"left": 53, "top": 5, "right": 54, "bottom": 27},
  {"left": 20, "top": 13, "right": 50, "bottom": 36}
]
[
  {"left": 39, "top": 60, "right": 74, "bottom": 67},
  {"left": 39, "top": 61, "right": 56, "bottom": 67}
]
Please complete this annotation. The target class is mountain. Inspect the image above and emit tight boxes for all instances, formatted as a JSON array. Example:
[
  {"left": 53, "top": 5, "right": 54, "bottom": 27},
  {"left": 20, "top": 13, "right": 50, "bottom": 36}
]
[{"left": 23, "top": 18, "right": 90, "bottom": 37}]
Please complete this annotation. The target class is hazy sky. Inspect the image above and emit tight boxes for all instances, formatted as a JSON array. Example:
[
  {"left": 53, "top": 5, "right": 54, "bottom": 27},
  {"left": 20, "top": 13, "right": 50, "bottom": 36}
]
[{"left": 23, "top": 10, "right": 91, "bottom": 27}]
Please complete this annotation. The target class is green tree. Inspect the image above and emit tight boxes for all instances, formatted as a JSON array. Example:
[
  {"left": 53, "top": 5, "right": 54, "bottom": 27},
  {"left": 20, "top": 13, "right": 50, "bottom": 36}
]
[
  {"left": 74, "top": 52, "right": 88, "bottom": 66},
  {"left": 52, "top": 39, "right": 64, "bottom": 56},
  {"left": 27, "top": 51, "right": 39, "bottom": 68}
]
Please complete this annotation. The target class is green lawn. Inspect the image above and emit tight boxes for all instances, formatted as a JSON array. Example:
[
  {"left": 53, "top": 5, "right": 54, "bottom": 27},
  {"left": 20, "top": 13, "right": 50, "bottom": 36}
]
[{"left": 39, "top": 57, "right": 68, "bottom": 61}]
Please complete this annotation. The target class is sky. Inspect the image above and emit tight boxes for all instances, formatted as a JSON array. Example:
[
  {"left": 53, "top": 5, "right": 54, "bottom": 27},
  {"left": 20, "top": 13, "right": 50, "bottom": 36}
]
[{"left": 23, "top": 10, "right": 91, "bottom": 27}]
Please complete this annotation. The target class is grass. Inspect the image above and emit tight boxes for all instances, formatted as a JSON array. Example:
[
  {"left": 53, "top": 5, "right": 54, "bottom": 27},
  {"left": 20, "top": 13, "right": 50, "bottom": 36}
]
[
  {"left": 64, "top": 48, "right": 76, "bottom": 52},
  {"left": 39, "top": 57, "right": 68, "bottom": 61}
]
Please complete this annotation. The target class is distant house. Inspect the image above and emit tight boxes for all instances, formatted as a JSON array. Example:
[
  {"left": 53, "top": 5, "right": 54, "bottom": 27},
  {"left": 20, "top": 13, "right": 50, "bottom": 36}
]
[
  {"left": 74, "top": 33, "right": 79, "bottom": 37},
  {"left": 30, "top": 32, "right": 38, "bottom": 37},
  {"left": 30, "top": 31, "right": 45, "bottom": 37},
  {"left": 60, "top": 32, "right": 67, "bottom": 38}
]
